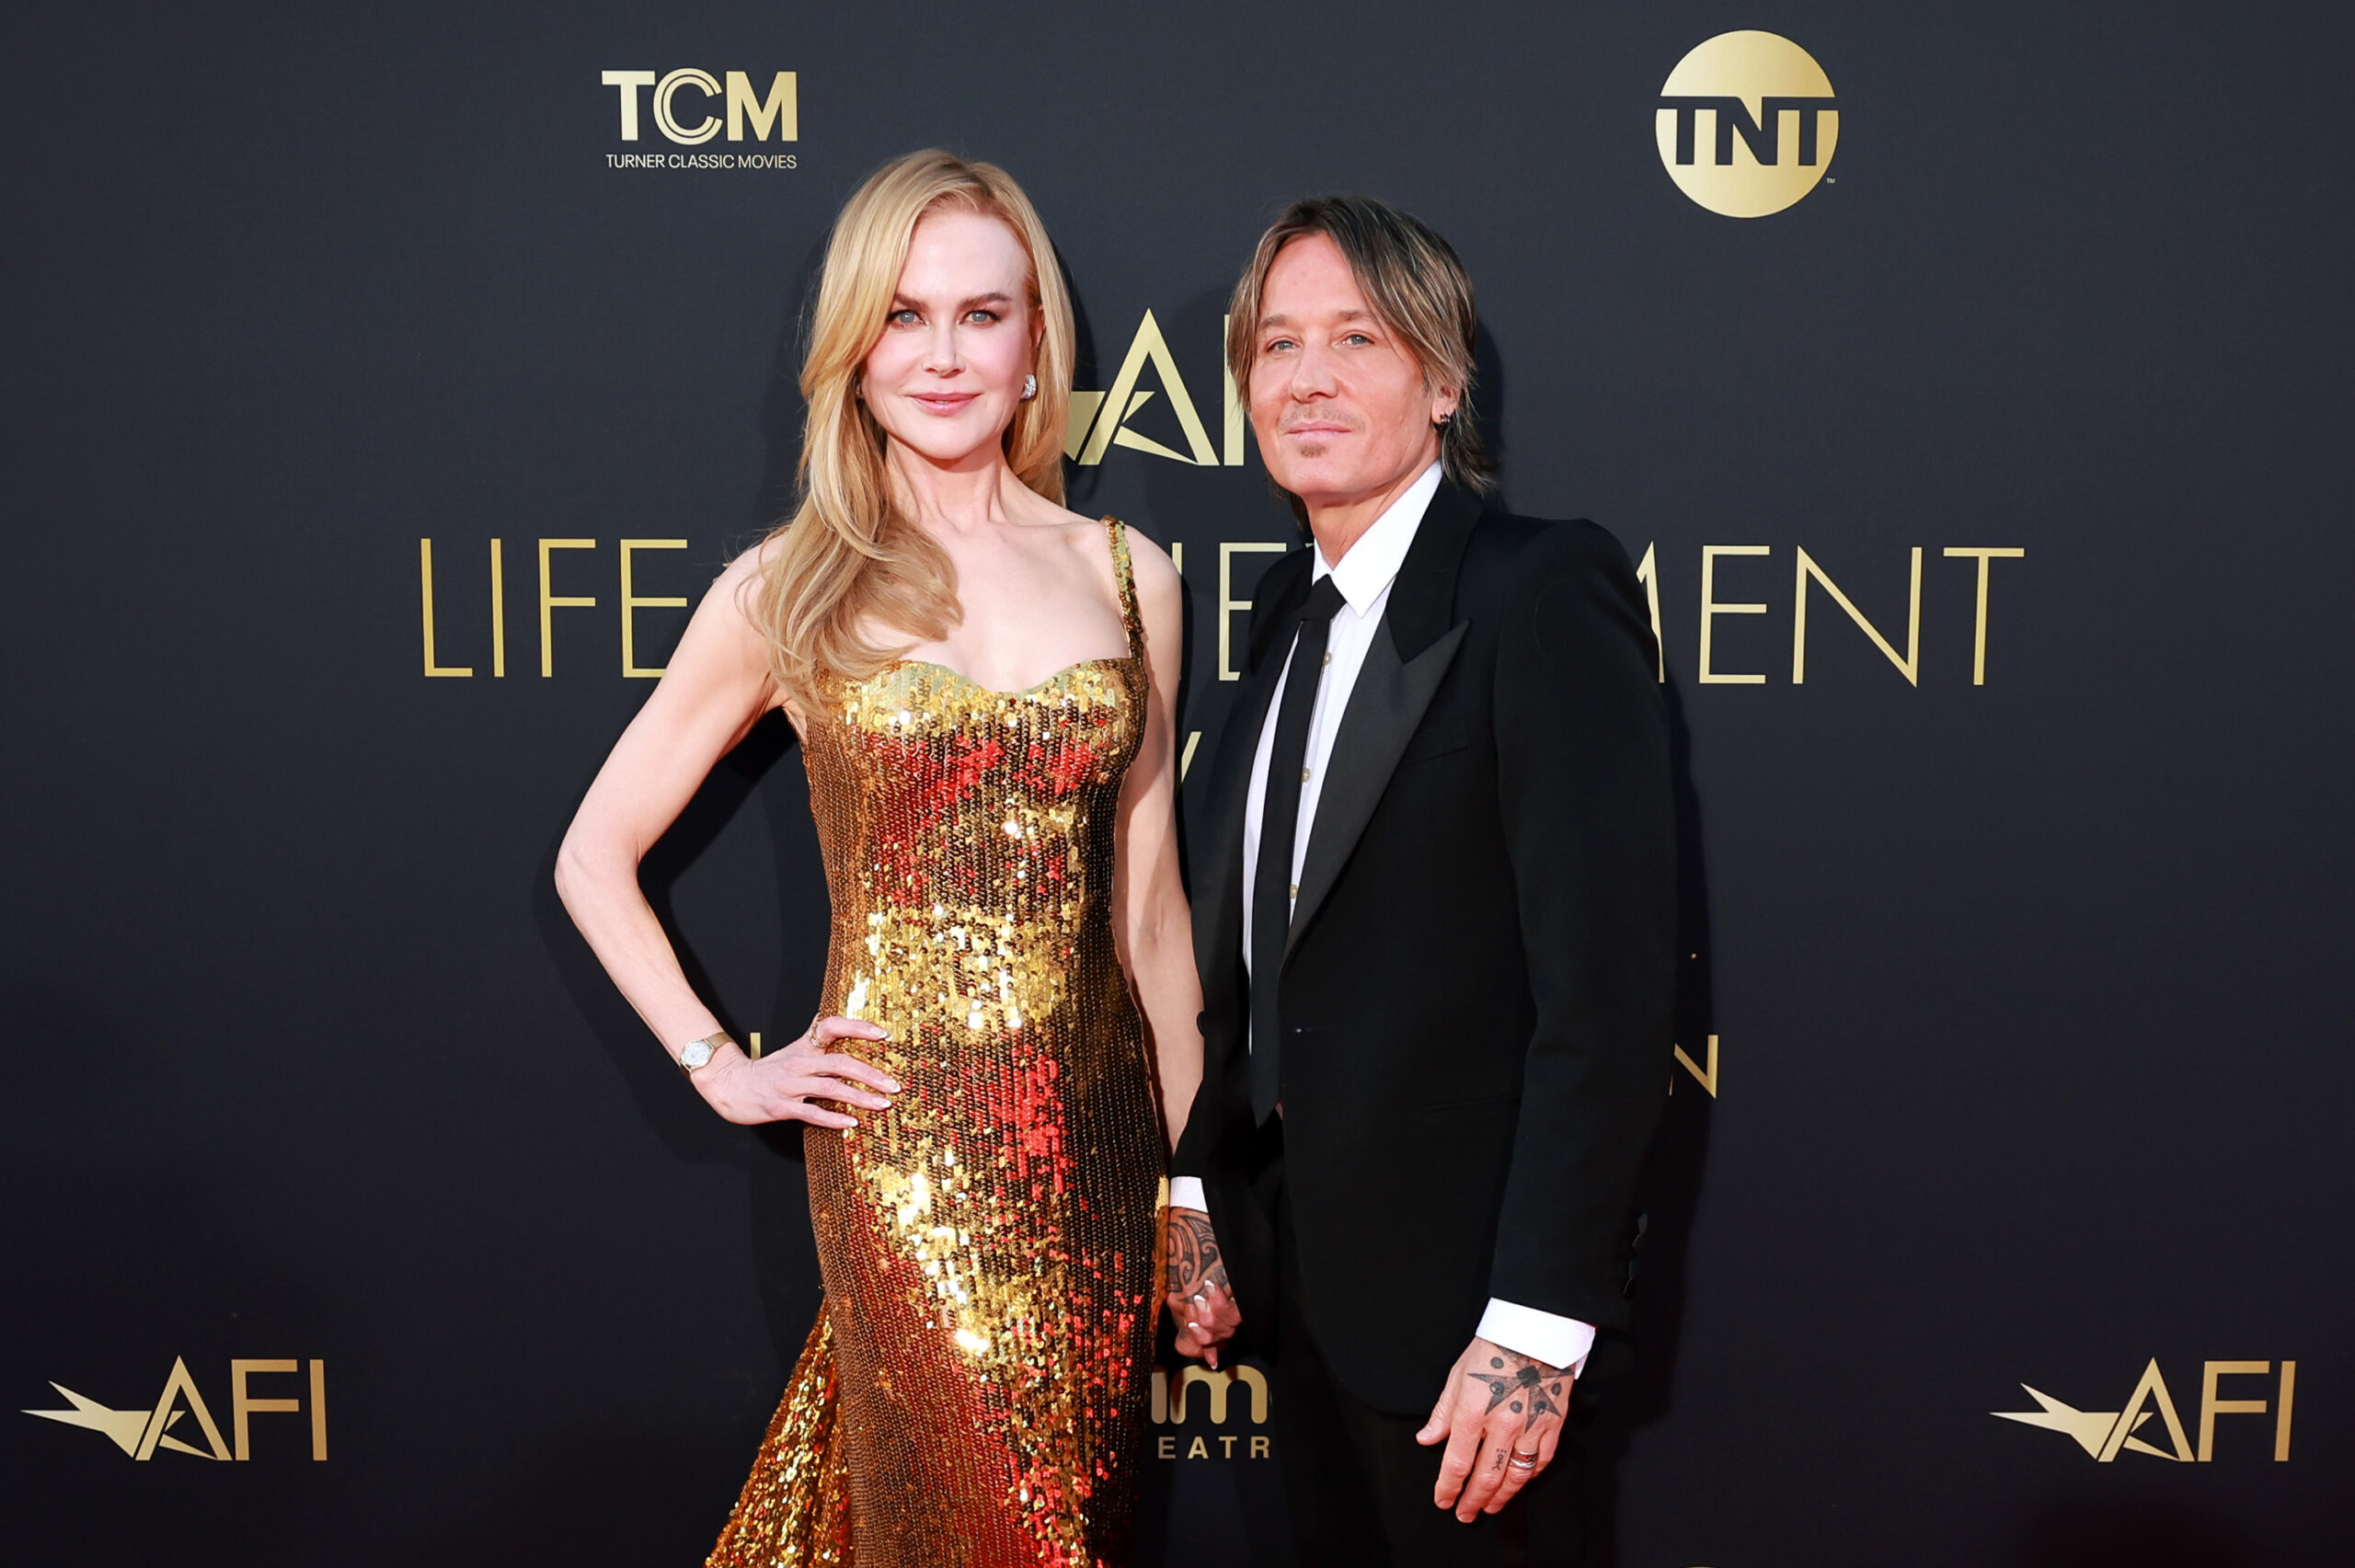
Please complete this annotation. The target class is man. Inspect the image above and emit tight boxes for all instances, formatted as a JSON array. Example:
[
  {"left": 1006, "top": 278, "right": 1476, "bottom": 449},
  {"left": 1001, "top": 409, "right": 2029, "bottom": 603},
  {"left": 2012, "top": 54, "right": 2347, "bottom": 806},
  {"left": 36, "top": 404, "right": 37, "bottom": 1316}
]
[{"left": 1164, "top": 196, "right": 1677, "bottom": 1565}]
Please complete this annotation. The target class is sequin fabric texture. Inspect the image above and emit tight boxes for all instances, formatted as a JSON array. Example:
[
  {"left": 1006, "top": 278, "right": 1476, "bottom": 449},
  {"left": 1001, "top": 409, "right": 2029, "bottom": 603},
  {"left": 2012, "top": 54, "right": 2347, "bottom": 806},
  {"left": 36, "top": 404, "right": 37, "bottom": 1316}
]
[{"left": 707, "top": 521, "right": 1165, "bottom": 1568}]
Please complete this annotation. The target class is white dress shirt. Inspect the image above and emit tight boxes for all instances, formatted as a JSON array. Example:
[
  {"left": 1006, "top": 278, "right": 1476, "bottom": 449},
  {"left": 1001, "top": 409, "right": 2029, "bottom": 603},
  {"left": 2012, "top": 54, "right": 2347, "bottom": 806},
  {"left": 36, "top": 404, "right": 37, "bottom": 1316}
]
[{"left": 1170, "top": 462, "right": 1595, "bottom": 1376}]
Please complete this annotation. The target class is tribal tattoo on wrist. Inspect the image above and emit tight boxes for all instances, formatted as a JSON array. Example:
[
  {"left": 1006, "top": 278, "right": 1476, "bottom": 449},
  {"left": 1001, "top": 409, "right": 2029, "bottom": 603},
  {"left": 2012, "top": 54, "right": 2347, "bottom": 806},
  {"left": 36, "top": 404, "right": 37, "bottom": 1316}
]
[
  {"left": 1465, "top": 1348, "right": 1568, "bottom": 1434},
  {"left": 1165, "top": 1208, "right": 1231, "bottom": 1298}
]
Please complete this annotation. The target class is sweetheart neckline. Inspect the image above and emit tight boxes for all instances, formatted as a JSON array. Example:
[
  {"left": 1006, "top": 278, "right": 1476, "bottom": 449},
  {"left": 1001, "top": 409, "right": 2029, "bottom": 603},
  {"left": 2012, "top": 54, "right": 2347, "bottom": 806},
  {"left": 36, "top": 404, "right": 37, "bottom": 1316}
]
[{"left": 879, "top": 653, "right": 1140, "bottom": 698}]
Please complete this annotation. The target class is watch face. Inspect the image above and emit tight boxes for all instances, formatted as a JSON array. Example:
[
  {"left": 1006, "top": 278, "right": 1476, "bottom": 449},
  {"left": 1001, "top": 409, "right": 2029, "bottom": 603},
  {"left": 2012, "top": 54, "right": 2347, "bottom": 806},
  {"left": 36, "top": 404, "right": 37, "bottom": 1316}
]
[{"left": 681, "top": 1040, "right": 714, "bottom": 1071}]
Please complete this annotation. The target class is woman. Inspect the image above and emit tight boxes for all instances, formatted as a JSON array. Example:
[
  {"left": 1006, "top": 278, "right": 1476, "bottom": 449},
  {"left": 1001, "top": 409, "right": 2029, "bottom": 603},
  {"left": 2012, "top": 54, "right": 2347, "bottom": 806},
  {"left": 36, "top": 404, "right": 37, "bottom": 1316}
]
[{"left": 555, "top": 150, "right": 1200, "bottom": 1567}]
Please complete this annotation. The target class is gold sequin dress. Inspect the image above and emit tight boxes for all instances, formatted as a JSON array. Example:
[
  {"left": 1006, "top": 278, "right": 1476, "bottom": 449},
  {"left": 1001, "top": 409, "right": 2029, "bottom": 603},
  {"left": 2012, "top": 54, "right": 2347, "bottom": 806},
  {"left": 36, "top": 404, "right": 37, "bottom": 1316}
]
[{"left": 708, "top": 520, "right": 1165, "bottom": 1568}]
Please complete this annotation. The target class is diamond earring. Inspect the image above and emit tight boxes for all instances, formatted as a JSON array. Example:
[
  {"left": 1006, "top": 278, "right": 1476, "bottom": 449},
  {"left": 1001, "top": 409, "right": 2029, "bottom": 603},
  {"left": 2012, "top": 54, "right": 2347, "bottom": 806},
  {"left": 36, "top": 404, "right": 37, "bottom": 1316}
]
[{"left": 1021, "top": 373, "right": 1038, "bottom": 401}]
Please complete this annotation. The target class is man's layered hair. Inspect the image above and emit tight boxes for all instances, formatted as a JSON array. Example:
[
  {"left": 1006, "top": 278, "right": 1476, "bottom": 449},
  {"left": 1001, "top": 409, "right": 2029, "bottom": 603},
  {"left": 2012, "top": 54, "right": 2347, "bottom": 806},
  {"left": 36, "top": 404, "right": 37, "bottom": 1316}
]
[{"left": 1225, "top": 194, "right": 1497, "bottom": 496}]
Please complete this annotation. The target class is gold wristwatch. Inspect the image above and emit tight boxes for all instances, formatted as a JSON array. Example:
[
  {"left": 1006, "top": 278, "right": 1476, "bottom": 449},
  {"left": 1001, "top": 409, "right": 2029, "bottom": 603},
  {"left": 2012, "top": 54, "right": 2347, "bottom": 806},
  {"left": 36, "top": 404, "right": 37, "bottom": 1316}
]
[{"left": 676, "top": 1032, "right": 733, "bottom": 1077}]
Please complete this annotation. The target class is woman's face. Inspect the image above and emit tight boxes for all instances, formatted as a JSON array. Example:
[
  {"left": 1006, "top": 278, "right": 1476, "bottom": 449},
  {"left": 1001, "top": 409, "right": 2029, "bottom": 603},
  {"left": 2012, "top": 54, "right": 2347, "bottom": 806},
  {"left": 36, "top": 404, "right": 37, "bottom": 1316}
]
[{"left": 861, "top": 207, "right": 1039, "bottom": 473}]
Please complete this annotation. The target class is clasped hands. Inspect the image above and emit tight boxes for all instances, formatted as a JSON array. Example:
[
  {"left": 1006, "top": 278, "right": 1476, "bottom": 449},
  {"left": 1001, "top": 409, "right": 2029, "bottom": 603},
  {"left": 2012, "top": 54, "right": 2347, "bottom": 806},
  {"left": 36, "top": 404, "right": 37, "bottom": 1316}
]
[{"left": 1163, "top": 1206, "right": 1571, "bottom": 1521}]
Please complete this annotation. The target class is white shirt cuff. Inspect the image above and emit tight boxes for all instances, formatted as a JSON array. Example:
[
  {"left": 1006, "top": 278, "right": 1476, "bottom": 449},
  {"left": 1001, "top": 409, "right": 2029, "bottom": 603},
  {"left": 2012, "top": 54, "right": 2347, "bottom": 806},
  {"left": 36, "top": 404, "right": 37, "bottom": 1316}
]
[
  {"left": 1167, "top": 1175, "right": 1208, "bottom": 1212},
  {"left": 1476, "top": 1299, "right": 1596, "bottom": 1377}
]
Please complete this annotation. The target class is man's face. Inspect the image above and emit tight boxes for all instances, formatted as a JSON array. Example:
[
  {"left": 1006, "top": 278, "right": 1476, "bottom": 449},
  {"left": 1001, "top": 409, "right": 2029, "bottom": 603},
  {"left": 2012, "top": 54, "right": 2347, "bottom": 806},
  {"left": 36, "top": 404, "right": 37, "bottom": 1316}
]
[{"left": 1246, "top": 234, "right": 1456, "bottom": 514}]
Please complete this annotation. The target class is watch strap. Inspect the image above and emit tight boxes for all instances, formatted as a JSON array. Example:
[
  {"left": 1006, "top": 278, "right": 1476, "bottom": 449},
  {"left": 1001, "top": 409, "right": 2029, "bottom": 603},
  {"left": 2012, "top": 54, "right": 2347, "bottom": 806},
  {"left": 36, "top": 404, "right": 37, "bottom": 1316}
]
[{"left": 676, "top": 1032, "right": 733, "bottom": 1077}]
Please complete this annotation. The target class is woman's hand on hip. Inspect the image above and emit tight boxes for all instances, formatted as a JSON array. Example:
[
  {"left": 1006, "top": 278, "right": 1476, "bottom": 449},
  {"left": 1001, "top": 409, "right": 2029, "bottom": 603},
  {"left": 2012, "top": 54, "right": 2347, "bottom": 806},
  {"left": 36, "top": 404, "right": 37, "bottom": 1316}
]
[{"left": 695, "top": 1016, "right": 900, "bottom": 1127}]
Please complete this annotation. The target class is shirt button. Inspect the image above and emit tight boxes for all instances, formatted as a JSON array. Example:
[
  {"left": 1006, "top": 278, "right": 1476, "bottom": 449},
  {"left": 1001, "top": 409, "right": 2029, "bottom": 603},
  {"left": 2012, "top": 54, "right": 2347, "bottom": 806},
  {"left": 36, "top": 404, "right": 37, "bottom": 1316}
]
[
  {"left": 1300, "top": 767, "right": 1312, "bottom": 783},
  {"left": 1288, "top": 883, "right": 1299, "bottom": 898},
  {"left": 1321, "top": 651, "right": 1332, "bottom": 666}
]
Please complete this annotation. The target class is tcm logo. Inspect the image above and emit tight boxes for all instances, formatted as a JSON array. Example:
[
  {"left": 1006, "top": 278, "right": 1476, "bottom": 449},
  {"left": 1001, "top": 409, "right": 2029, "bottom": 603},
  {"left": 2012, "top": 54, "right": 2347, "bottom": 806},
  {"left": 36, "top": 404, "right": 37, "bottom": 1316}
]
[
  {"left": 1994, "top": 1357, "right": 2296, "bottom": 1463},
  {"left": 25, "top": 1357, "right": 327, "bottom": 1461},
  {"left": 600, "top": 70, "right": 797, "bottom": 143},
  {"left": 1065, "top": 310, "right": 1246, "bottom": 469},
  {"left": 1150, "top": 1364, "right": 1271, "bottom": 1460},
  {"left": 1656, "top": 31, "right": 1838, "bottom": 217}
]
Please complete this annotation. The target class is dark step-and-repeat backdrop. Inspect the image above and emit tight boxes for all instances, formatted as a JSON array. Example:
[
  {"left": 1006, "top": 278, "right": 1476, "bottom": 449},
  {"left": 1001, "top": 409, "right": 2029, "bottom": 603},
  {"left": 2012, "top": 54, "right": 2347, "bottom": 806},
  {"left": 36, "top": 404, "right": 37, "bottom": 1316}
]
[{"left": 5, "top": 4, "right": 2348, "bottom": 1563}]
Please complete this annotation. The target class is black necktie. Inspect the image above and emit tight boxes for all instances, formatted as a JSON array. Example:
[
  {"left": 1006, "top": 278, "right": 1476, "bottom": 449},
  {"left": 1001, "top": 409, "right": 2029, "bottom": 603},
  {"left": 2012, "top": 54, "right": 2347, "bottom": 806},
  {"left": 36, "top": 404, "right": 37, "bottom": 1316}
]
[{"left": 1249, "top": 575, "right": 1349, "bottom": 1124}]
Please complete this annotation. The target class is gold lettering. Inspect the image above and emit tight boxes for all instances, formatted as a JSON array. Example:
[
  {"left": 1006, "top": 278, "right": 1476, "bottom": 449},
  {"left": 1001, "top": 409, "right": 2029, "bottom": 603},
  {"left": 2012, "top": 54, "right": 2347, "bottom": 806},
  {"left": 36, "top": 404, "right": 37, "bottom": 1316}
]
[
  {"left": 308, "top": 1358, "right": 327, "bottom": 1461},
  {"left": 1150, "top": 1368, "right": 1167, "bottom": 1424},
  {"left": 489, "top": 539, "right": 506, "bottom": 678},
  {"left": 539, "top": 539, "right": 598, "bottom": 677},
  {"left": 135, "top": 1356, "right": 230, "bottom": 1461},
  {"left": 1672, "top": 1035, "right": 1718, "bottom": 1097},
  {"left": 1158, "top": 1435, "right": 1177, "bottom": 1459},
  {"left": 1793, "top": 546, "right": 1921, "bottom": 685},
  {"left": 1698, "top": 545, "right": 1770, "bottom": 684},
  {"left": 1172, "top": 1365, "right": 1231, "bottom": 1424},
  {"left": 2277, "top": 1360, "right": 2296, "bottom": 1460},
  {"left": 620, "top": 539, "right": 690, "bottom": 678},
  {"left": 1180, "top": 730, "right": 1201, "bottom": 781},
  {"left": 1219, "top": 1434, "right": 1237, "bottom": 1458},
  {"left": 1634, "top": 543, "right": 1664, "bottom": 681},
  {"left": 1168, "top": 1364, "right": 1269, "bottom": 1425},
  {"left": 1232, "top": 1365, "right": 1269, "bottom": 1421},
  {"left": 1219, "top": 543, "right": 1287, "bottom": 681},
  {"left": 1169, "top": 541, "right": 1184, "bottom": 577},
  {"left": 1941, "top": 547, "right": 2025, "bottom": 685},
  {"left": 601, "top": 71, "right": 655, "bottom": 141},
  {"left": 2198, "top": 1360, "right": 2269, "bottom": 1461},
  {"left": 1080, "top": 311, "right": 1216, "bottom": 466},
  {"left": 725, "top": 71, "right": 796, "bottom": 142},
  {"left": 419, "top": 539, "right": 473, "bottom": 677},
  {"left": 230, "top": 1359, "right": 300, "bottom": 1461},
  {"left": 1187, "top": 1436, "right": 1208, "bottom": 1459},
  {"left": 653, "top": 68, "right": 721, "bottom": 144},
  {"left": 1250, "top": 1435, "right": 1271, "bottom": 1458},
  {"left": 2100, "top": 1358, "right": 2193, "bottom": 1462}
]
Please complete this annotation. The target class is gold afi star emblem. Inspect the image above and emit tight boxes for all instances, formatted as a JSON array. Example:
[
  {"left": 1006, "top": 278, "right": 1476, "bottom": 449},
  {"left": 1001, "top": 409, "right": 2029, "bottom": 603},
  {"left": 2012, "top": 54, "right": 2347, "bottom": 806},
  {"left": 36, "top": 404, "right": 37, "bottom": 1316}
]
[
  {"left": 23, "top": 1356, "right": 326, "bottom": 1460},
  {"left": 23, "top": 1357, "right": 232, "bottom": 1459},
  {"left": 1993, "top": 1360, "right": 2195, "bottom": 1462},
  {"left": 1993, "top": 1356, "right": 2298, "bottom": 1465}
]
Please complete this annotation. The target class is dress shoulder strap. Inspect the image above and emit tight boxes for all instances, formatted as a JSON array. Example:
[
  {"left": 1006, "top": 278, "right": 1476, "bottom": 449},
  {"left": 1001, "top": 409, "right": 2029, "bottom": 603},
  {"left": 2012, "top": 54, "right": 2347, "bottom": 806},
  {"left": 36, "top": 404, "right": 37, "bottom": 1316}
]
[{"left": 1103, "top": 517, "right": 1143, "bottom": 660}]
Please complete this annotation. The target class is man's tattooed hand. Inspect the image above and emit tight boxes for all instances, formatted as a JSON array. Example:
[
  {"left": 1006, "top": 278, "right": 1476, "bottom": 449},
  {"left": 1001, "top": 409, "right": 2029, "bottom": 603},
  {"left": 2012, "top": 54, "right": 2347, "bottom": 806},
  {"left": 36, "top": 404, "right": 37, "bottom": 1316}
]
[
  {"left": 1422, "top": 1336, "right": 1576, "bottom": 1520},
  {"left": 1464, "top": 1349, "right": 1568, "bottom": 1435},
  {"left": 1165, "top": 1206, "right": 1231, "bottom": 1299}
]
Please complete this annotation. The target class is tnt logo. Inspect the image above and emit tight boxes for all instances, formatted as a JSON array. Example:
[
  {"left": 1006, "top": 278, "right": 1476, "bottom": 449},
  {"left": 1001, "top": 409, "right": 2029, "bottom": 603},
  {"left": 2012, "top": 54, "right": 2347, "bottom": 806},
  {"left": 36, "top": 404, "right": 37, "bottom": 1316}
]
[
  {"left": 601, "top": 71, "right": 797, "bottom": 143},
  {"left": 1656, "top": 31, "right": 1838, "bottom": 217}
]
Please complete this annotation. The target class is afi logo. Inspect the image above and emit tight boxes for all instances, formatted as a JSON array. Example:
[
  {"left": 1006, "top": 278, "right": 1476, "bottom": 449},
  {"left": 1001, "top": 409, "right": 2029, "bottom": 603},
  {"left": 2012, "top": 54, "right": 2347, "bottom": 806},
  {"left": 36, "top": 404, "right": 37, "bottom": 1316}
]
[
  {"left": 601, "top": 71, "right": 797, "bottom": 143},
  {"left": 1655, "top": 31, "right": 1838, "bottom": 217},
  {"left": 1994, "top": 1358, "right": 2295, "bottom": 1462},
  {"left": 1065, "top": 311, "right": 1245, "bottom": 468},
  {"left": 25, "top": 1356, "right": 327, "bottom": 1460}
]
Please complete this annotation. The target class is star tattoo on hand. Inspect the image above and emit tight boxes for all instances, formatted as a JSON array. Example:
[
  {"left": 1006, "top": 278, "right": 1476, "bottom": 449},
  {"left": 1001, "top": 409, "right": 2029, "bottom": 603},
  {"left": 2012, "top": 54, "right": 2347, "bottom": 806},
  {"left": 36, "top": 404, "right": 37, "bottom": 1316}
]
[{"left": 1466, "top": 1352, "right": 1568, "bottom": 1432}]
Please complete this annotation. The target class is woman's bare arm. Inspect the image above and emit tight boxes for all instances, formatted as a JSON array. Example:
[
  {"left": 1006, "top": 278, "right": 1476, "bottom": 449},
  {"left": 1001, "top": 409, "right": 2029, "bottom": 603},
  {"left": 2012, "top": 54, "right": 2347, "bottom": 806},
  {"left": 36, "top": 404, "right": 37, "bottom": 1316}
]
[
  {"left": 554, "top": 548, "right": 897, "bottom": 1127},
  {"left": 1109, "top": 532, "right": 1206, "bottom": 1152}
]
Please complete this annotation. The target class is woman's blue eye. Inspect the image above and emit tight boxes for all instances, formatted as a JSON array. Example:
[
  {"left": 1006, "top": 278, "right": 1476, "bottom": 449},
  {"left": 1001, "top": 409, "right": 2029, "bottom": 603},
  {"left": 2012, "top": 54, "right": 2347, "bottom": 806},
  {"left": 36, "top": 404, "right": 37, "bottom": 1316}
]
[
  {"left": 890, "top": 308, "right": 921, "bottom": 326},
  {"left": 967, "top": 309, "right": 1000, "bottom": 325}
]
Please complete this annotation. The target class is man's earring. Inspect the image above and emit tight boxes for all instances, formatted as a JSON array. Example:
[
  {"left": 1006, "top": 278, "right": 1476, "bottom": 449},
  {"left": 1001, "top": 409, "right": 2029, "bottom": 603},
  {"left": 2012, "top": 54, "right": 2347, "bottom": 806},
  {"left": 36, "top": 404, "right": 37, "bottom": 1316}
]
[{"left": 1022, "top": 372, "right": 1039, "bottom": 401}]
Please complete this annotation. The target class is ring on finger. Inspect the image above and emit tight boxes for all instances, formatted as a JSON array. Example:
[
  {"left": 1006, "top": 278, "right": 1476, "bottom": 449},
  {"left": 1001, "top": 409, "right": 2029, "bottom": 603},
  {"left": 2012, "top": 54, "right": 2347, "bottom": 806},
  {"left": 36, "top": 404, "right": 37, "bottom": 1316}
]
[{"left": 1507, "top": 1449, "right": 1541, "bottom": 1470}]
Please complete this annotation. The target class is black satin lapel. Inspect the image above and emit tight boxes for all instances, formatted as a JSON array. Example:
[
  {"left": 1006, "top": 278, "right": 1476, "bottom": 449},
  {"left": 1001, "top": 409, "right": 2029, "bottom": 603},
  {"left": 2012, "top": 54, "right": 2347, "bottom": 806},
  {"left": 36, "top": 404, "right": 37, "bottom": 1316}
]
[
  {"left": 1190, "top": 668, "right": 1280, "bottom": 1011},
  {"left": 1285, "top": 620, "right": 1470, "bottom": 960}
]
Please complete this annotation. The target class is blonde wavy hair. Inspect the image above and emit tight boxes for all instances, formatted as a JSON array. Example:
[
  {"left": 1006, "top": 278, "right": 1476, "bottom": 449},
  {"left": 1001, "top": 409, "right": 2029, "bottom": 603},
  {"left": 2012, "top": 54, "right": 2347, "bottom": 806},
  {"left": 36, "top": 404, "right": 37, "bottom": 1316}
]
[{"left": 753, "top": 150, "right": 1074, "bottom": 711}]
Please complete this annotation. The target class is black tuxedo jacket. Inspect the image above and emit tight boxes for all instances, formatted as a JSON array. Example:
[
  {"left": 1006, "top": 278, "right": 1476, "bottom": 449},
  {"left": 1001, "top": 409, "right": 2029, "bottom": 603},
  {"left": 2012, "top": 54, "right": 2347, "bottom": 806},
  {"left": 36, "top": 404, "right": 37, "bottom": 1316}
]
[{"left": 1172, "top": 482, "right": 1677, "bottom": 1413}]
